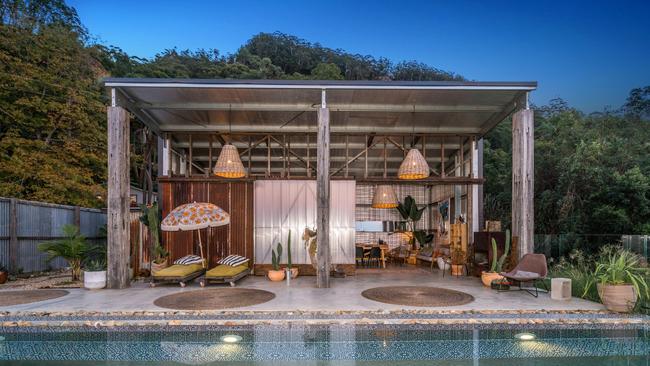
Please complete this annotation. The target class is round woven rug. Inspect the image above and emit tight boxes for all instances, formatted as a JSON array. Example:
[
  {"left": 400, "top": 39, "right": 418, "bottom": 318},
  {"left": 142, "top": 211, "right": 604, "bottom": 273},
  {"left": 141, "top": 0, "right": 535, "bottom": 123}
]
[
  {"left": 361, "top": 286, "right": 474, "bottom": 307},
  {"left": 0, "top": 289, "right": 69, "bottom": 306},
  {"left": 154, "top": 288, "right": 275, "bottom": 310}
]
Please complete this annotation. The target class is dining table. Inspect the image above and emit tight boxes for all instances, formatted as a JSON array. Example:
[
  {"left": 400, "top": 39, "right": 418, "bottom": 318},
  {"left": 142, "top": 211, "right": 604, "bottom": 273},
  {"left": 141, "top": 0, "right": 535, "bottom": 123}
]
[{"left": 355, "top": 243, "right": 390, "bottom": 269}]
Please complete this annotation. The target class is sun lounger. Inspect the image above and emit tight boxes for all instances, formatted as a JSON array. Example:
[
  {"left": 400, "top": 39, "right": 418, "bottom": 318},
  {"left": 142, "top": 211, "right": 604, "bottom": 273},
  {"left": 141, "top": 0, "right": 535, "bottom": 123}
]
[
  {"left": 200, "top": 262, "right": 250, "bottom": 287},
  {"left": 150, "top": 261, "right": 205, "bottom": 288}
]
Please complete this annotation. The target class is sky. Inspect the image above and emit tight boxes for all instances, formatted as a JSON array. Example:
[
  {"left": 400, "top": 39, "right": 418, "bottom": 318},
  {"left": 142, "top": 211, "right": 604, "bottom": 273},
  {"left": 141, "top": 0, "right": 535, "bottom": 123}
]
[{"left": 69, "top": 0, "right": 650, "bottom": 112}]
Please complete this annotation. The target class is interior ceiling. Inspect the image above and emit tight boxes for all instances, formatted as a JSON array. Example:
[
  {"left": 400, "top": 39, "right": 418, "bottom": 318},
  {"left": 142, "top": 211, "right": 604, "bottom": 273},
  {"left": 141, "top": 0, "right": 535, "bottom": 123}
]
[{"left": 105, "top": 78, "right": 536, "bottom": 177}]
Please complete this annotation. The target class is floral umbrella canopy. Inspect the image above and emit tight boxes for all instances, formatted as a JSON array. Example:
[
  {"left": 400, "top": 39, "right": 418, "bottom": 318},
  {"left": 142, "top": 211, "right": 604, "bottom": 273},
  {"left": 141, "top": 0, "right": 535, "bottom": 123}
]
[
  {"left": 161, "top": 202, "right": 230, "bottom": 231},
  {"left": 161, "top": 202, "right": 230, "bottom": 265}
]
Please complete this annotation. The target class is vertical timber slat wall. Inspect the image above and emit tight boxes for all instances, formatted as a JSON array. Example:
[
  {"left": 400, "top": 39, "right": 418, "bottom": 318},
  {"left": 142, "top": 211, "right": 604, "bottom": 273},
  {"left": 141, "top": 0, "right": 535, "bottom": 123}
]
[{"left": 159, "top": 180, "right": 254, "bottom": 268}]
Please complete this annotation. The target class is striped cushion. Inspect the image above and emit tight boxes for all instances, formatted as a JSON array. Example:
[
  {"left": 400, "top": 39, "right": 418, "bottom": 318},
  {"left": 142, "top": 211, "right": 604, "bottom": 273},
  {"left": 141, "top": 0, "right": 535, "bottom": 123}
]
[
  {"left": 217, "top": 255, "right": 249, "bottom": 267},
  {"left": 173, "top": 255, "right": 203, "bottom": 265}
]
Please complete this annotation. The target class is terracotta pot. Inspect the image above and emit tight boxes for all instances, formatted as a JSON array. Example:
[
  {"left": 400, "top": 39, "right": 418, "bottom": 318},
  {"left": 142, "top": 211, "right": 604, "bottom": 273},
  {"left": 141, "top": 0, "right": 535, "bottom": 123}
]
[
  {"left": 0, "top": 271, "right": 7, "bottom": 284},
  {"left": 267, "top": 270, "right": 286, "bottom": 282},
  {"left": 481, "top": 271, "right": 504, "bottom": 287},
  {"left": 151, "top": 259, "right": 169, "bottom": 275},
  {"left": 451, "top": 264, "right": 465, "bottom": 276},
  {"left": 598, "top": 283, "right": 637, "bottom": 313}
]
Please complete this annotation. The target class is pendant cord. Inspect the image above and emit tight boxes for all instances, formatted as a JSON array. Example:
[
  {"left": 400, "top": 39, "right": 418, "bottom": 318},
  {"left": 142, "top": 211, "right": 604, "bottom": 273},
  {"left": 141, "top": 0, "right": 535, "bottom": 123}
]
[
  {"left": 228, "top": 104, "right": 232, "bottom": 135},
  {"left": 411, "top": 105, "right": 415, "bottom": 148}
]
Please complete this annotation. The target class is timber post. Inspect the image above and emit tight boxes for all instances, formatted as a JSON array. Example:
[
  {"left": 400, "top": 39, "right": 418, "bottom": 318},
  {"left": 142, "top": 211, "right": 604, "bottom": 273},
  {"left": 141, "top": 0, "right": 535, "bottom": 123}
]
[
  {"left": 107, "top": 105, "right": 131, "bottom": 289},
  {"left": 316, "top": 90, "right": 330, "bottom": 288},
  {"left": 511, "top": 108, "right": 534, "bottom": 258},
  {"left": 8, "top": 198, "right": 18, "bottom": 274}
]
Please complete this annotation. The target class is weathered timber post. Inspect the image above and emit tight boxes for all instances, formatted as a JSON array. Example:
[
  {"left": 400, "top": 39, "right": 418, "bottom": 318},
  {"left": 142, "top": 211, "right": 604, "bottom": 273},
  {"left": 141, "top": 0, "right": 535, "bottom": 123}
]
[
  {"left": 9, "top": 198, "right": 18, "bottom": 274},
  {"left": 107, "top": 105, "right": 131, "bottom": 289},
  {"left": 512, "top": 108, "right": 534, "bottom": 258},
  {"left": 316, "top": 90, "right": 330, "bottom": 288}
]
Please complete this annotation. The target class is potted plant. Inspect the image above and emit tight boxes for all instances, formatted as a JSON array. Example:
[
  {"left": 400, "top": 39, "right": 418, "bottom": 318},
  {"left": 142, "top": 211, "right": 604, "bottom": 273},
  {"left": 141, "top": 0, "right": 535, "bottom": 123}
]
[
  {"left": 450, "top": 246, "right": 465, "bottom": 276},
  {"left": 140, "top": 203, "right": 169, "bottom": 274},
  {"left": 83, "top": 259, "right": 106, "bottom": 289},
  {"left": 268, "top": 242, "right": 285, "bottom": 281},
  {"left": 481, "top": 229, "right": 511, "bottom": 287},
  {"left": 396, "top": 196, "right": 428, "bottom": 250},
  {"left": 0, "top": 265, "right": 8, "bottom": 284},
  {"left": 283, "top": 230, "right": 298, "bottom": 279},
  {"left": 38, "top": 224, "right": 95, "bottom": 281},
  {"left": 150, "top": 245, "right": 170, "bottom": 274},
  {"left": 586, "top": 250, "right": 649, "bottom": 313}
]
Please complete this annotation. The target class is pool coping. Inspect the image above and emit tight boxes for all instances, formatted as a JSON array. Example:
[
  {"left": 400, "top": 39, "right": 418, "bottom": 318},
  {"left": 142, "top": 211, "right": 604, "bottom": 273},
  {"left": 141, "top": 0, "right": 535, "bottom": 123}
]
[{"left": 1, "top": 309, "right": 649, "bottom": 330}]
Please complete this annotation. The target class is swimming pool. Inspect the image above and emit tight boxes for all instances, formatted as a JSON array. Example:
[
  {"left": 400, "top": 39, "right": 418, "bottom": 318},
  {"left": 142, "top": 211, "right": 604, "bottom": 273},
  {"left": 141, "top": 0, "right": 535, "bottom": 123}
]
[{"left": 0, "top": 324, "right": 648, "bottom": 365}]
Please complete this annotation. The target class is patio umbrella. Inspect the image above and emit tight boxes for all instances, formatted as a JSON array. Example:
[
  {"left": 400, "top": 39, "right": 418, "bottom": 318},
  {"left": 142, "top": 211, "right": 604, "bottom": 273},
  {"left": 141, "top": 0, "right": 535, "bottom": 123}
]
[{"left": 161, "top": 202, "right": 230, "bottom": 264}]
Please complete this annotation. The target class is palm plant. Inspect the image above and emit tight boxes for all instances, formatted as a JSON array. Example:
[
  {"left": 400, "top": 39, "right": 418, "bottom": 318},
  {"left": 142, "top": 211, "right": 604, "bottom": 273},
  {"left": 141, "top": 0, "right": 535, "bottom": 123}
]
[{"left": 38, "top": 225, "right": 93, "bottom": 281}]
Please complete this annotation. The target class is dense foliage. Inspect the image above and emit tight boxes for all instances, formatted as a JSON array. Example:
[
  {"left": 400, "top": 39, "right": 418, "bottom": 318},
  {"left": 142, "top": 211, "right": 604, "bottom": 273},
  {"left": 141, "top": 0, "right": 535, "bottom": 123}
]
[
  {"left": 484, "top": 95, "right": 650, "bottom": 237},
  {"left": 1, "top": 1, "right": 648, "bottom": 242}
]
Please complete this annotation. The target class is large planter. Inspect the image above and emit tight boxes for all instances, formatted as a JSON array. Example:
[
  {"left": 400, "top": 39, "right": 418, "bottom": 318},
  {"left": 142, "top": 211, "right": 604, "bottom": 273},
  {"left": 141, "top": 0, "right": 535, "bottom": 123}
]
[
  {"left": 84, "top": 270, "right": 106, "bottom": 290},
  {"left": 151, "top": 259, "right": 169, "bottom": 275},
  {"left": 481, "top": 271, "right": 504, "bottom": 287},
  {"left": 598, "top": 283, "right": 637, "bottom": 313},
  {"left": 267, "top": 270, "right": 286, "bottom": 282},
  {"left": 451, "top": 264, "right": 465, "bottom": 276},
  {"left": 0, "top": 271, "right": 7, "bottom": 284}
]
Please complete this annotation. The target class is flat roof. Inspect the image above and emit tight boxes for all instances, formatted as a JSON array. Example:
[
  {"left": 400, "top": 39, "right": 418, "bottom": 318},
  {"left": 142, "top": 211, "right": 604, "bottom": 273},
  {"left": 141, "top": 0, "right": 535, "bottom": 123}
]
[{"left": 105, "top": 78, "right": 536, "bottom": 177}]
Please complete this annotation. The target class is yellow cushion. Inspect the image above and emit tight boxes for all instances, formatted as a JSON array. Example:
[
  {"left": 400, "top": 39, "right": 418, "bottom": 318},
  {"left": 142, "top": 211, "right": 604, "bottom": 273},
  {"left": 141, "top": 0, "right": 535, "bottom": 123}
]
[
  {"left": 206, "top": 263, "right": 249, "bottom": 278},
  {"left": 153, "top": 263, "right": 204, "bottom": 277}
]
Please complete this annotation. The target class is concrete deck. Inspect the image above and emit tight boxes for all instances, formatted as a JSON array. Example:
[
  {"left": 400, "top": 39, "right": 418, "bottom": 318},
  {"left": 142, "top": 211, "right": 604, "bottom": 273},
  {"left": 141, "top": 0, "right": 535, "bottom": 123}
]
[{"left": 2, "top": 267, "right": 602, "bottom": 313}]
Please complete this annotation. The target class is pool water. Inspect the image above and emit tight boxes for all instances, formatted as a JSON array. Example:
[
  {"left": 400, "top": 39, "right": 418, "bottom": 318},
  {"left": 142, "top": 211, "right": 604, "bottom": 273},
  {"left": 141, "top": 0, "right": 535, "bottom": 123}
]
[{"left": 0, "top": 325, "right": 648, "bottom": 365}]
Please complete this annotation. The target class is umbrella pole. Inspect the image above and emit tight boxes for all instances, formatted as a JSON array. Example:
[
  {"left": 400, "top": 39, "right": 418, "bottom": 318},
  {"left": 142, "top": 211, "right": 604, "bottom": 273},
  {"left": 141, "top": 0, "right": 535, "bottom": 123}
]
[{"left": 198, "top": 229, "right": 205, "bottom": 268}]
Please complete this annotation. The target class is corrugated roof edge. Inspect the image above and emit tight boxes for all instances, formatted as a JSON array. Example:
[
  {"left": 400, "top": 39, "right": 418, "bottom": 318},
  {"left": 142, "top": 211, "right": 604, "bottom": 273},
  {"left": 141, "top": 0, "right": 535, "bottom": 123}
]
[{"left": 103, "top": 78, "right": 537, "bottom": 90}]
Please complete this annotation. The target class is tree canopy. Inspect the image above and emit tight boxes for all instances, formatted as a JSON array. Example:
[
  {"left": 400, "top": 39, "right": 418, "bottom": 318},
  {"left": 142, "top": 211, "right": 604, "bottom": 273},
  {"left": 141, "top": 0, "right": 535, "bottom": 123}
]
[{"left": 1, "top": 0, "right": 649, "bottom": 241}]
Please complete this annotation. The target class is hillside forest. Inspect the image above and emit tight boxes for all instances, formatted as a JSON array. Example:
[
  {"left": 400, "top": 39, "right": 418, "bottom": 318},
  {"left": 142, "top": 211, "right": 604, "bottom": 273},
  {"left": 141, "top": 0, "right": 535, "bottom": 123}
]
[{"left": 1, "top": 1, "right": 649, "bottom": 241}]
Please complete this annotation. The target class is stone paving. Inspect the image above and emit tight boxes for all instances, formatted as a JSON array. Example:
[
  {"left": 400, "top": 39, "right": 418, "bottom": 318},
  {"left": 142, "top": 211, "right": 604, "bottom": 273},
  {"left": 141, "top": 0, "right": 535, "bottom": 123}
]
[{"left": 1, "top": 267, "right": 604, "bottom": 313}]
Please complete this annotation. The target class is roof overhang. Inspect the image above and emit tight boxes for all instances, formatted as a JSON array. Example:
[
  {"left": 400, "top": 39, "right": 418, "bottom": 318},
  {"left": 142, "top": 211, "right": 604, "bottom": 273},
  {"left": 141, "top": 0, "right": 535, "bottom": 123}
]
[
  {"left": 104, "top": 78, "right": 536, "bottom": 177},
  {"left": 104, "top": 78, "right": 536, "bottom": 136}
]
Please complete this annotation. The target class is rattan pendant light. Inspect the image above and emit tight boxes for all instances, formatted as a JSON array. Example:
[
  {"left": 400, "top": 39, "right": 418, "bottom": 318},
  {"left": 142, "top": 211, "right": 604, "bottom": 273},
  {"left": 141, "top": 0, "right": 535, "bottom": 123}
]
[
  {"left": 398, "top": 108, "right": 430, "bottom": 180},
  {"left": 214, "top": 144, "right": 246, "bottom": 178},
  {"left": 213, "top": 105, "right": 246, "bottom": 178},
  {"left": 398, "top": 149, "right": 430, "bottom": 180},
  {"left": 371, "top": 185, "right": 398, "bottom": 208}
]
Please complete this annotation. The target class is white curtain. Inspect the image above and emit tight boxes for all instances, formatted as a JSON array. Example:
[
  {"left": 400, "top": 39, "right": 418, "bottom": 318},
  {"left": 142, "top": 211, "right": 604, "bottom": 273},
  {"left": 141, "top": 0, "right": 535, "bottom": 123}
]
[{"left": 254, "top": 180, "right": 355, "bottom": 264}]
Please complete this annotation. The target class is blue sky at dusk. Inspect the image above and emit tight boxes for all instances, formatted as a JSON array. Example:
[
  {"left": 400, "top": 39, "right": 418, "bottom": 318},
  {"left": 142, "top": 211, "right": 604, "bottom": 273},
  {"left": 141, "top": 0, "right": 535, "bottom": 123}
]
[{"left": 69, "top": 0, "right": 650, "bottom": 112}]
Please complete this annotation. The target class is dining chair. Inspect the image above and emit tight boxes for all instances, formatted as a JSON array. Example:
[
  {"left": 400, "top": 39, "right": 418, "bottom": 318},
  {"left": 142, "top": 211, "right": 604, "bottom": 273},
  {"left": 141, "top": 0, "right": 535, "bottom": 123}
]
[
  {"left": 367, "top": 247, "right": 382, "bottom": 268},
  {"left": 355, "top": 246, "right": 366, "bottom": 267}
]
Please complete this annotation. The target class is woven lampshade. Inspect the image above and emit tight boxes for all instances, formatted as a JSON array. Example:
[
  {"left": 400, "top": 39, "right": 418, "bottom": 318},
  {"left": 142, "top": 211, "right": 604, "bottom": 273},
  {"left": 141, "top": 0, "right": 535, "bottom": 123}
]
[
  {"left": 398, "top": 149, "right": 430, "bottom": 180},
  {"left": 372, "top": 185, "right": 398, "bottom": 209},
  {"left": 214, "top": 144, "right": 246, "bottom": 178}
]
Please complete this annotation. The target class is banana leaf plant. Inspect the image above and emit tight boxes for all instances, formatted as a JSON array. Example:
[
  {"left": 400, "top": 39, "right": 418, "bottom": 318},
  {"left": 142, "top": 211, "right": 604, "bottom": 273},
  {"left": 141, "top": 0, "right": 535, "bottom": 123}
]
[{"left": 396, "top": 195, "right": 431, "bottom": 249}]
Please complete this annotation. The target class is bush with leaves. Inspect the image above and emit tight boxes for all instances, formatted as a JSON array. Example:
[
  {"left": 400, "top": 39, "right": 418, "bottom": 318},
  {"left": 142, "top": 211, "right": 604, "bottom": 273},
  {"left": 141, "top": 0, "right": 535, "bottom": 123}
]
[{"left": 38, "top": 224, "right": 97, "bottom": 281}]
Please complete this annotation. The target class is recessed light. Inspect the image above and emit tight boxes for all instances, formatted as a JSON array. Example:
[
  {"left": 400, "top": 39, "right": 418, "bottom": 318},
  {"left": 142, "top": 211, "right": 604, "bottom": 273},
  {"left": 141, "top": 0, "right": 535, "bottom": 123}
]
[
  {"left": 220, "top": 335, "right": 242, "bottom": 343},
  {"left": 514, "top": 332, "right": 536, "bottom": 341}
]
